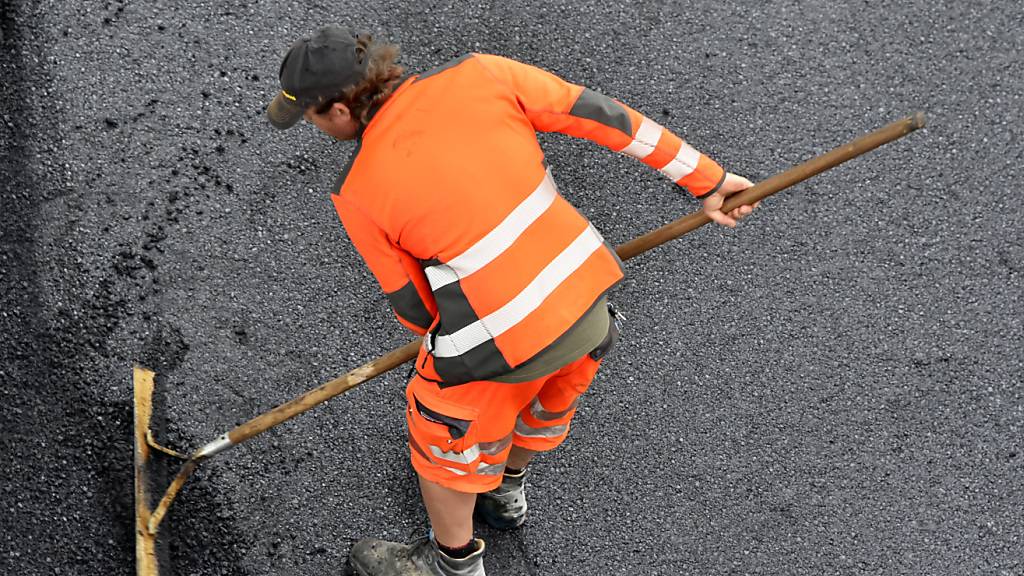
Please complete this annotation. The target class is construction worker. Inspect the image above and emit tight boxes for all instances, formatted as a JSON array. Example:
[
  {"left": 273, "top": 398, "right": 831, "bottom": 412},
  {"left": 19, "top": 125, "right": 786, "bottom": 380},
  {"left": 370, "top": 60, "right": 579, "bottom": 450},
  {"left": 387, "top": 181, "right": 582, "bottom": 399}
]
[{"left": 267, "top": 26, "right": 758, "bottom": 576}]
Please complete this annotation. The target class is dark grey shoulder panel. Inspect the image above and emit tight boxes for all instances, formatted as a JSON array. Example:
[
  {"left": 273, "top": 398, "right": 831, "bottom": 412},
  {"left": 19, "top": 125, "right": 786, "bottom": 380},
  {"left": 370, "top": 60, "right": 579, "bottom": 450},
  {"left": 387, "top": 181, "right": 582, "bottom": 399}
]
[
  {"left": 413, "top": 53, "right": 474, "bottom": 84},
  {"left": 569, "top": 88, "right": 632, "bottom": 137},
  {"left": 386, "top": 281, "right": 434, "bottom": 330},
  {"left": 332, "top": 140, "right": 364, "bottom": 193}
]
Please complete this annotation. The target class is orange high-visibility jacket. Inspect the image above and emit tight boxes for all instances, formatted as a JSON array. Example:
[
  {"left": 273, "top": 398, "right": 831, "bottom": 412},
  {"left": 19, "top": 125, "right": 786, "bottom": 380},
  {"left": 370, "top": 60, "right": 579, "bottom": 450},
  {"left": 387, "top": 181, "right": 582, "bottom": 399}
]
[{"left": 331, "top": 54, "right": 725, "bottom": 385}]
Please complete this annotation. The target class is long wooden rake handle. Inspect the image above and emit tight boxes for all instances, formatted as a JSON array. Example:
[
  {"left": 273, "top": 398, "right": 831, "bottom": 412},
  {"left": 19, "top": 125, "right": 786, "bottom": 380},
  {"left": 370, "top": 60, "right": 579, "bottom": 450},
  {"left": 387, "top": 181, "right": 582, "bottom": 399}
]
[{"left": 145, "top": 112, "right": 925, "bottom": 535}]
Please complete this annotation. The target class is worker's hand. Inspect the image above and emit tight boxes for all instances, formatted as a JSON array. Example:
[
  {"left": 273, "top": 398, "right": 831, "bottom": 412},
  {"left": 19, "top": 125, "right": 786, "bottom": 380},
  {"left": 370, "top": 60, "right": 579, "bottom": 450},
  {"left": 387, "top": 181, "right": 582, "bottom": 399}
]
[{"left": 702, "top": 172, "right": 759, "bottom": 228}]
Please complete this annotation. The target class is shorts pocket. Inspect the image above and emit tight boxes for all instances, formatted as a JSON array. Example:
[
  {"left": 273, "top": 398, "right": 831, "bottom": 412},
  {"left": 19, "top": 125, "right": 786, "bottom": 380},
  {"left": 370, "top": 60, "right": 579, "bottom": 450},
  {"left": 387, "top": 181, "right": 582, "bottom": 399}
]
[{"left": 406, "top": 387, "right": 481, "bottom": 470}]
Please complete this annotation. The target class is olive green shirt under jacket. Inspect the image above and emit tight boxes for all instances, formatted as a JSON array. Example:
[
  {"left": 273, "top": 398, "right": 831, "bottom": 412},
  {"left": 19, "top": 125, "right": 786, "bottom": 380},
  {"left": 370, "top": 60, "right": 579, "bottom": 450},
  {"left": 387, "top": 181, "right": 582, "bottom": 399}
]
[{"left": 491, "top": 296, "right": 609, "bottom": 383}]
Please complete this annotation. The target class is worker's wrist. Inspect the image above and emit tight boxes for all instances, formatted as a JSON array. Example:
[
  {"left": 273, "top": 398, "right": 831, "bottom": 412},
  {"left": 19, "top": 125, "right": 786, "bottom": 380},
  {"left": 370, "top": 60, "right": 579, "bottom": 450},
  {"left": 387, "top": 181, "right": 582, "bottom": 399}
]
[{"left": 689, "top": 162, "right": 726, "bottom": 199}]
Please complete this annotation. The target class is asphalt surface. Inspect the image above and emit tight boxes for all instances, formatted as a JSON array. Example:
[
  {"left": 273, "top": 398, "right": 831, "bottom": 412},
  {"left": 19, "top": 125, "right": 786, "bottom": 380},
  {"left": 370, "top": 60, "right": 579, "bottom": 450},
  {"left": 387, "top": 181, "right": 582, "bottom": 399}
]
[{"left": 2, "top": 0, "right": 1022, "bottom": 574}]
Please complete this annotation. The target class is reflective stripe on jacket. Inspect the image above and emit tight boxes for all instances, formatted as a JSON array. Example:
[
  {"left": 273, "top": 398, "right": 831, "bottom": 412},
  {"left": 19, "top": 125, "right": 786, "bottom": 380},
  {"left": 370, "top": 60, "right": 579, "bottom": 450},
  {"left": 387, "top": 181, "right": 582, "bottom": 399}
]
[{"left": 331, "top": 53, "right": 725, "bottom": 384}]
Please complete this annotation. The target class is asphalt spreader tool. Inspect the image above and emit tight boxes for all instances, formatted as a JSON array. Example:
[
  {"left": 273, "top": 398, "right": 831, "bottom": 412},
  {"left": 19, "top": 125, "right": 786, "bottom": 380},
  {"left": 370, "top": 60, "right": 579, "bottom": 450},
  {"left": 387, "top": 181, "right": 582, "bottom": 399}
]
[{"left": 135, "top": 113, "right": 926, "bottom": 575}]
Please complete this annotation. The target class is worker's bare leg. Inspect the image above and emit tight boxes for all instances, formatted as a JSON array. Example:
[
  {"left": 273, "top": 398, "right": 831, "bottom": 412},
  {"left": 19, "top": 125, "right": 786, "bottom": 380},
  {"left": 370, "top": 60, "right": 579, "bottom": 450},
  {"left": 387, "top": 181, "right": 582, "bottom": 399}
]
[
  {"left": 418, "top": 474, "right": 476, "bottom": 547},
  {"left": 419, "top": 448, "right": 537, "bottom": 543},
  {"left": 506, "top": 446, "right": 536, "bottom": 471}
]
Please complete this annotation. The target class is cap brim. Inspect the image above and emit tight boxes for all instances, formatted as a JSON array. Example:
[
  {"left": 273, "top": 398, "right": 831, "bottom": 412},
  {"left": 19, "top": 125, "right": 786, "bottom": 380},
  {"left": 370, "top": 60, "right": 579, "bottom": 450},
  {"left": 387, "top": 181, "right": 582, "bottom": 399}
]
[{"left": 267, "top": 92, "right": 305, "bottom": 130}]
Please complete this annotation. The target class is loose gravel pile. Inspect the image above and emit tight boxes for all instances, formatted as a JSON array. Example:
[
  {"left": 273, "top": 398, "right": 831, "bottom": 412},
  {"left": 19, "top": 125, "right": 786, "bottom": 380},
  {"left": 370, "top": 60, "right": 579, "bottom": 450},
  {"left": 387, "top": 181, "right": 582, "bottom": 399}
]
[{"left": 2, "top": 1, "right": 1021, "bottom": 574}]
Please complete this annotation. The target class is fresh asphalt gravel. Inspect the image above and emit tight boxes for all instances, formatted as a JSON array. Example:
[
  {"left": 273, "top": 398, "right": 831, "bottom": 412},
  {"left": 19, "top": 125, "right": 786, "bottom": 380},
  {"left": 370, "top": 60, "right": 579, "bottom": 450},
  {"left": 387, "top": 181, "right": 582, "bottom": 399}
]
[{"left": 2, "top": 1, "right": 1021, "bottom": 574}]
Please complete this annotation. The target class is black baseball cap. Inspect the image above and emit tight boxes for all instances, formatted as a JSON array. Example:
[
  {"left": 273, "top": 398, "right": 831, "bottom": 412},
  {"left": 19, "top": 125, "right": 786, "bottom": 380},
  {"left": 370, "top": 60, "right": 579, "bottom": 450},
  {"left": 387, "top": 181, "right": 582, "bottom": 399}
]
[{"left": 267, "top": 26, "right": 370, "bottom": 130}]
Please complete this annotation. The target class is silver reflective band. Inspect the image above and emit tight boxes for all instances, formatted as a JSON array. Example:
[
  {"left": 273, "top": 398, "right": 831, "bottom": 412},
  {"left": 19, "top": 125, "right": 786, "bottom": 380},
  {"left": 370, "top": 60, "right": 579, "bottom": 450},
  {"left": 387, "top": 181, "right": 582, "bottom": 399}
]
[
  {"left": 530, "top": 397, "right": 578, "bottom": 422},
  {"left": 514, "top": 417, "right": 568, "bottom": 439},
  {"left": 424, "top": 264, "right": 458, "bottom": 289},
  {"left": 618, "top": 117, "right": 662, "bottom": 160},
  {"left": 442, "top": 466, "right": 469, "bottom": 476},
  {"left": 430, "top": 443, "right": 481, "bottom": 465},
  {"left": 427, "top": 433, "right": 511, "bottom": 467},
  {"left": 477, "top": 462, "right": 506, "bottom": 476},
  {"left": 479, "top": 433, "right": 513, "bottom": 456},
  {"left": 424, "top": 171, "right": 558, "bottom": 291},
  {"left": 432, "top": 224, "right": 606, "bottom": 357},
  {"left": 659, "top": 141, "right": 700, "bottom": 182}
]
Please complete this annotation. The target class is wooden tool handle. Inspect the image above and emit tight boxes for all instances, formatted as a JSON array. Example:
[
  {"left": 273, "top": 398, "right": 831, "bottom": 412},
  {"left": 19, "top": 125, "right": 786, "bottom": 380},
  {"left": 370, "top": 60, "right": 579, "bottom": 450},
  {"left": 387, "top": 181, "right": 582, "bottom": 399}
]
[{"left": 226, "top": 339, "right": 422, "bottom": 446}]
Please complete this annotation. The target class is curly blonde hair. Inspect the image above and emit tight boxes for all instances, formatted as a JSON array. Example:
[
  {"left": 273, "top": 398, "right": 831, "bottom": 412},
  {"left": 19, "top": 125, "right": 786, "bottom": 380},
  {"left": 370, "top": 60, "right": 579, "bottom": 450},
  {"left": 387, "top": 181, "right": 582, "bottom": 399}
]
[{"left": 316, "top": 35, "right": 405, "bottom": 128}]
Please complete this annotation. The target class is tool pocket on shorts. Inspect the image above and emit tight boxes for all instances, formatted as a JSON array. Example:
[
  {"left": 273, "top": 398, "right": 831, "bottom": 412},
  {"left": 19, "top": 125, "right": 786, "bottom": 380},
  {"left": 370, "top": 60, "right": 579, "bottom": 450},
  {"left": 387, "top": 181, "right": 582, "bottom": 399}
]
[
  {"left": 407, "top": 389, "right": 481, "bottom": 471},
  {"left": 588, "top": 307, "right": 621, "bottom": 361}
]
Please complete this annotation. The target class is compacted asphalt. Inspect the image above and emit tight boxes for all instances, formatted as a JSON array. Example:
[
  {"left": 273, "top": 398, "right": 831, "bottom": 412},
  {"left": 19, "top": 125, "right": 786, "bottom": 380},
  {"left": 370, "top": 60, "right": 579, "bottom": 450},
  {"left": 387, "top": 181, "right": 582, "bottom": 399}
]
[{"left": 2, "top": 0, "right": 1021, "bottom": 574}]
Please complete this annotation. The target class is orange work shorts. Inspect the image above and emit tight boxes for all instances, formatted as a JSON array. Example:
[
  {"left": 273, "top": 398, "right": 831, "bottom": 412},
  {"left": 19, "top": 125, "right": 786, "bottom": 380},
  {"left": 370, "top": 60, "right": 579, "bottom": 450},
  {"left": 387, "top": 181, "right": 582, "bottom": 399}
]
[{"left": 405, "top": 353, "right": 603, "bottom": 493}]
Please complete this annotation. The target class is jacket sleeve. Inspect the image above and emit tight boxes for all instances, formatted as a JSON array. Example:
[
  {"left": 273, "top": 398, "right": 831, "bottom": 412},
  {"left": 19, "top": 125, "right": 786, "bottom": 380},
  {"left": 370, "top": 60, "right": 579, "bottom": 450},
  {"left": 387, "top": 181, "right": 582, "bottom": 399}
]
[
  {"left": 331, "top": 193, "right": 437, "bottom": 335},
  {"left": 474, "top": 53, "right": 726, "bottom": 198}
]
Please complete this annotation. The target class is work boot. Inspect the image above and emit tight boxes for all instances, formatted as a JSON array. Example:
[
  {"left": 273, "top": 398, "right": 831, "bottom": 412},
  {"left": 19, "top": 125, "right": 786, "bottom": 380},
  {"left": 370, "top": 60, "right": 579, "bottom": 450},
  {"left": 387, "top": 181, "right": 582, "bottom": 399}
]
[
  {"left": 475, "top": 468, "right": 527, "bottom": 530},
  {"left": 346, "top": 533, "right": 486, "bottom": 576}
]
